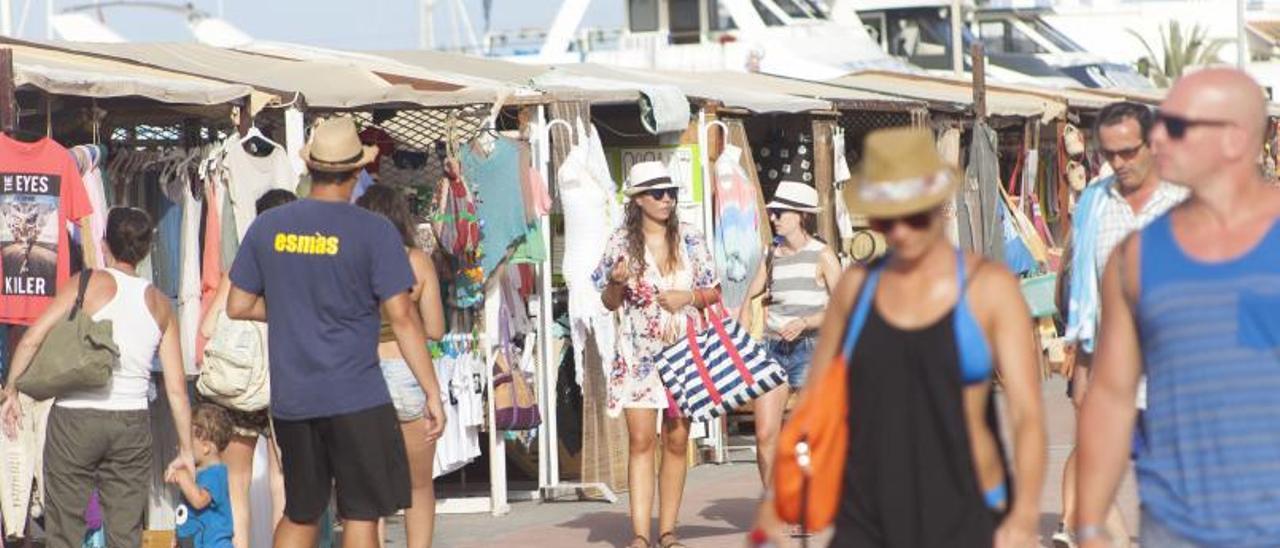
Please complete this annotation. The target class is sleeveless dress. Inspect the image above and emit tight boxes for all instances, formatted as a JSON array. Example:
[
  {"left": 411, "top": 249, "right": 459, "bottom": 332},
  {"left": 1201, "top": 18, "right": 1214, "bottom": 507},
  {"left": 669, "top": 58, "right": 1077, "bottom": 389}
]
[{"left": 833, "top": 253, "right": 1009, "bottom": 547}]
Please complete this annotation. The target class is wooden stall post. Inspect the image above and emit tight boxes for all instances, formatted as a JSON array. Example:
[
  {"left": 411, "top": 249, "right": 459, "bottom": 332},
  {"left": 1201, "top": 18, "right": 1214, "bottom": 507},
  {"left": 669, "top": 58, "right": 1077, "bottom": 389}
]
[
  {"left": 812, "top": 115, "right": 839, "bottom": 246},
  {"left": 236, "top": 98, "right": 252, "bottom": 137},
  {"left": 971, "top": 43, "right": 986, "bottom": 122},
  {"left": 0, "top": 48, "right": 14, "bottom": 134}
]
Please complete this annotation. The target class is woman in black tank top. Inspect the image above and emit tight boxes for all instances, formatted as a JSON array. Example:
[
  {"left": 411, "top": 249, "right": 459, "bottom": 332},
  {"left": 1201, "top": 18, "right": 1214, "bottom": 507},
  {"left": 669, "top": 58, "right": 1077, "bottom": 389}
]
[{"left": 753, "top": 128, "right": 1046, "bottom": 548}]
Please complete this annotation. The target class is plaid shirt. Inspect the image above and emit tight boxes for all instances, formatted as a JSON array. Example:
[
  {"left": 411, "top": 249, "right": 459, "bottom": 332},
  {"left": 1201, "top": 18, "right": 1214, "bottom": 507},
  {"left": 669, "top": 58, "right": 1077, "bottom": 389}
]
[{"left": 1092, "top": 180, "right": 1189, "bottom": 276}]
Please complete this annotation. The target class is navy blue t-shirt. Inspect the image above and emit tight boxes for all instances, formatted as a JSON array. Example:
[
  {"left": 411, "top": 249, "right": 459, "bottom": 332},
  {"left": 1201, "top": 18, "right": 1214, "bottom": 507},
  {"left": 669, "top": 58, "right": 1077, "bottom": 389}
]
[{"left": 229, "top": 199, "right": 414, "bottom": 420}]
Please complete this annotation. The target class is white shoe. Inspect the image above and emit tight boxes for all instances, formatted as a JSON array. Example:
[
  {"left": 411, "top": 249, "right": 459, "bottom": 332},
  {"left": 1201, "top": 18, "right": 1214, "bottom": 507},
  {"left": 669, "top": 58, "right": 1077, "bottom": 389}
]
[{"left": 1051, "top": 524, "right": 1076, "bottom": 548}]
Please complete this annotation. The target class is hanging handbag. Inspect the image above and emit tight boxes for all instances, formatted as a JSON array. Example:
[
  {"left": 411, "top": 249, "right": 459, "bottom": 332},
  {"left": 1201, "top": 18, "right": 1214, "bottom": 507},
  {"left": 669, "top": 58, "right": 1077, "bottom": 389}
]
[
  {"left": 655, "top": 304, "right": 786, "bottom": 423},
  {"left": 197, "top": 312, "right": 270, "bottom": 413},
  {"left": 1063, "top": 123, "right": 1086, "bottom": 158},
  {"left": 492, "top": 351, "right": 541, "bottom": 431},
  {"left": 1067, "top": 160, "right": 1088, "bottom": 192},
  {"left": 773, "top": 264, "right": 879, "bottom": 532},
  {"left": 16, "top": 270, "right": 118, "bottom": 401},
  {"left": 492, "top": 309, "right": 541, "bottom": 431}
]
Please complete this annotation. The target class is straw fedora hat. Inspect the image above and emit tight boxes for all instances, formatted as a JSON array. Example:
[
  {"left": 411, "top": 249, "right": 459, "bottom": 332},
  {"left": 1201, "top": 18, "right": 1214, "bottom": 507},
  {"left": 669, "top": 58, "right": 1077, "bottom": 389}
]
[
  {"left": 844, "top": 127, "right": 959, "bottom": 218},
  {"left": 624, "top": 160, "right": 680, "bottom": 197},
  {"left": 301, "top": 117, "right": 379, "bottom": 172},
  {"left": 766, "top": 181, "right": 820, "bottom": 213}
]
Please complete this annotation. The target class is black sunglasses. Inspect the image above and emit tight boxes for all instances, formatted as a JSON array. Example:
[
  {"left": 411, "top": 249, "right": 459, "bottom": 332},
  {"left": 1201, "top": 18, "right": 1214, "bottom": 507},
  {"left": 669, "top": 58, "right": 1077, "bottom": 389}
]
[
  {"left": 767, "top": 208, "right": 797, "bottom": 219},
  {"left": 643, "top": 187, "right": 678, "bottom": 201},
  {"left": 1101, "top": 143, "right": 1145, "bottom": 161},
  {"left": 869, "top": 212, "right": 933, "bottom": 233},
  {"left": 1156, "top": 112, "right": 1234, "bottom": 140}
]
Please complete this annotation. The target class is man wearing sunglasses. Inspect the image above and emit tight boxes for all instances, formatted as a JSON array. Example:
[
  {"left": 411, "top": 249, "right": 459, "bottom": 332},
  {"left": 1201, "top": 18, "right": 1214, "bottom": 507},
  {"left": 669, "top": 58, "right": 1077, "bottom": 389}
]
[
  {"left": 1077, "top": 69, "right": 1280, "bottom": 547},
  {"left": 1057, "top": 102, "right": 1187, "bottom": 547}
]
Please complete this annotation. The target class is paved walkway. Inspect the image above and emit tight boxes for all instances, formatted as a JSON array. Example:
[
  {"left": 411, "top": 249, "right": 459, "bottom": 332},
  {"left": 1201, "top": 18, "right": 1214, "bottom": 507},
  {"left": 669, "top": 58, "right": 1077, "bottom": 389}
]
[{"left": 407, "top": 376, "right": 1139, "bottom": 547}]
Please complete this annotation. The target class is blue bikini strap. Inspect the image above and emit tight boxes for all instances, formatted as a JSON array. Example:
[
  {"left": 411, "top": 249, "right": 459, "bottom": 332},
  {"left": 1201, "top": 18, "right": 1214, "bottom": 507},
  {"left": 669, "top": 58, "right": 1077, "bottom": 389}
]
[{"left": 841, "top": 262, "right": 883, "bottom": 357}]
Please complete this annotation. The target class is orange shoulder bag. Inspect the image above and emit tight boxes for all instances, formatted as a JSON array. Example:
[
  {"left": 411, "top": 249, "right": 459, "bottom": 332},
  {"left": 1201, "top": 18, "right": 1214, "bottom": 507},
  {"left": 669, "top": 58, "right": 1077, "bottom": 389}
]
[{"left": 773, "top": 265, "right": 881, "bottom": 532}]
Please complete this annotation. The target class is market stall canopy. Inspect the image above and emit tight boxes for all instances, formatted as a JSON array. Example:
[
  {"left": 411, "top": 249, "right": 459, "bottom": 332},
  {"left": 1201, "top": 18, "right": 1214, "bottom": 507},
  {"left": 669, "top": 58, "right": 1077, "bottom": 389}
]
[
  {"left": 236, "top": 42, "right": 547, "bottom": 104},
  {"left": 690, "top": 71, "right": 926, "bottom": 112},
  {"left": 41, "top": 41, "right": 508, "bottom": 110},
  {"left": 827, "top": 70, "right": 1068, "bottom": 121},
  {"left": 368, "top": 49, "right": 549, "bottom": 88},
  {"left": 533, "top": 64, "right": 832, "bottom": 114},
  {"left": 0, "top": 37, "right": 252, "bottom": 105}
]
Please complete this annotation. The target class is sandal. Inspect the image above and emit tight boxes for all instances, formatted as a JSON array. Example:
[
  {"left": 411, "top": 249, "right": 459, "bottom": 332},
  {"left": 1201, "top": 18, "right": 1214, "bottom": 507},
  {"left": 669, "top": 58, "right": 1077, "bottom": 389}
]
[
  {"left": 627, "top": 535, "right": 650, "bottom": 548},
  {"left": 658, "top": 531, "right": 687, "bottom": 548}
]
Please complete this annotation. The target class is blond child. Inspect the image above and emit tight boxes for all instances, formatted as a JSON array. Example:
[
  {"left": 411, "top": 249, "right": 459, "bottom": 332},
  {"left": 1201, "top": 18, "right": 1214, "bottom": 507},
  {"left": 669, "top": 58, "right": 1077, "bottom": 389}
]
[{"left": 168, "top": 404, "right": 234, "bottom": 548}]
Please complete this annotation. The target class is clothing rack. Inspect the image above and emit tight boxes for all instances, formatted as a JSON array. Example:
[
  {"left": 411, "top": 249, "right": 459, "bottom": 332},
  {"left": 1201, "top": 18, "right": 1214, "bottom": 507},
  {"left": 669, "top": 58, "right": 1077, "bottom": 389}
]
[{"left": 532, "top": 108, "right": 621, "bottom": 504}]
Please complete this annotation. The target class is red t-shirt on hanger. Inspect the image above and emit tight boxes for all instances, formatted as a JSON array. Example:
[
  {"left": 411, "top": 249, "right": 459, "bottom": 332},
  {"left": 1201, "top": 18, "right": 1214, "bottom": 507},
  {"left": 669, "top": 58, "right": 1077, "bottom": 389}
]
[{"left": 0, "top": 135, "right": 92, "bottom": 325}]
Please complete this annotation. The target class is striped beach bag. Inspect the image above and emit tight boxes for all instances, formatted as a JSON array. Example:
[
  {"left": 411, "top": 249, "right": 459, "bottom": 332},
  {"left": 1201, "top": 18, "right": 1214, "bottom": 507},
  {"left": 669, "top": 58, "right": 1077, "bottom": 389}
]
[{"left": 655, "top": 305, "right": 786, "bottom": 422}]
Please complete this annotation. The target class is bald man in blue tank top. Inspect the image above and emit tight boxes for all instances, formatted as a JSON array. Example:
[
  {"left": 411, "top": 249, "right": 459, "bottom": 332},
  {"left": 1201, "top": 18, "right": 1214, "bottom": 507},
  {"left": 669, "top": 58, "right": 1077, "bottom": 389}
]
[{"left": 1076, "top": 68, "right": 1280, "bottom": 547}]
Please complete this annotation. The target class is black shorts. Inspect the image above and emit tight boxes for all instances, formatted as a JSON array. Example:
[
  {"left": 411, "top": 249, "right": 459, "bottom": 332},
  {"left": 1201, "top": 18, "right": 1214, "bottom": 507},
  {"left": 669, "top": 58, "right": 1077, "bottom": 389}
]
[{"left": 273, "top": 403, "right": 410, "bottom": 522}]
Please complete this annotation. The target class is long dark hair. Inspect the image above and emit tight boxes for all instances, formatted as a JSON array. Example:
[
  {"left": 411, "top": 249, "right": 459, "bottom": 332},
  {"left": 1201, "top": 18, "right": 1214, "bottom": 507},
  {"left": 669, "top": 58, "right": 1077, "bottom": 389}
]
[
  {"left": 624, "top": 199, "right": 681, "bottom": 275},
  {"left": 356, "top": 185, "right": 415, "bottom": 247}
]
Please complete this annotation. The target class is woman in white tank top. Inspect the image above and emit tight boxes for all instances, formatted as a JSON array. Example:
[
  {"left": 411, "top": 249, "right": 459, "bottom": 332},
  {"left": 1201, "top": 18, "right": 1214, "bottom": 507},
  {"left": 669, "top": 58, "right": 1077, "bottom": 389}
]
[{"left": 1, "top": 207, "right": 194, "bottom": 547}]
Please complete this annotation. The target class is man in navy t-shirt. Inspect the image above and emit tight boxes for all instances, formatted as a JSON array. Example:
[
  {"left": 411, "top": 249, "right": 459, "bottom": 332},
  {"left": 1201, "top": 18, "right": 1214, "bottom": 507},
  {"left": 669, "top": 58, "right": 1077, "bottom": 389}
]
[{"left": 227, "top": 118, "right": 444, "bottom": 547}]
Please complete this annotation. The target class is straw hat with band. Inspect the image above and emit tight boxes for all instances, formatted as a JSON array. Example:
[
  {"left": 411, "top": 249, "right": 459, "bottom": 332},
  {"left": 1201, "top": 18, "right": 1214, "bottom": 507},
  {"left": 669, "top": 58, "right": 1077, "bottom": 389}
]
[
  {"left": 844, "top": 127, "right": 959, "bottom": 219},
  {"left": 624, "top": 160, "right": 680, "bottom": 197},
  {"left": 302, "top": 117, "right": 379, "bottom": 173},
  {"left": 766, "top": 181, "right": 821, "bottom": 214}
]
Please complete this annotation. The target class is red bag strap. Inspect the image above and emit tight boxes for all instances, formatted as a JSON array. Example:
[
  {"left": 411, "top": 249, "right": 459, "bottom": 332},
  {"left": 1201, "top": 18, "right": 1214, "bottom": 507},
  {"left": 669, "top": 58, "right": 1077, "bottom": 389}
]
[
  {"left": 705, "top": 304, "right": 756, "bottom": 386},
  {"left": 685, "top": 317, "right": 723, "bottom": 406}
]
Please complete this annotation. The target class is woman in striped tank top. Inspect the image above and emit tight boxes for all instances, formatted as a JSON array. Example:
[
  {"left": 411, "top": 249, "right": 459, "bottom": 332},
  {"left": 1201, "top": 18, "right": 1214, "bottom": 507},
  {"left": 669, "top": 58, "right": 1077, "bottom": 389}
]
[{"left": 741, "top": 181, "right": 842, "bottom": 485}]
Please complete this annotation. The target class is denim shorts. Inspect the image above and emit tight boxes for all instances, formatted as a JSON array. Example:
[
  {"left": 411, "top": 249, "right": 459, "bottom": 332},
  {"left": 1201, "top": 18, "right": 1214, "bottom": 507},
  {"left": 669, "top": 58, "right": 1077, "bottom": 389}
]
[
  {"left": 766, "top": 335, "right": 816, "bottom": 389},
  {"left": 381, "top": 359, "right": 427, "bottom": 422}
]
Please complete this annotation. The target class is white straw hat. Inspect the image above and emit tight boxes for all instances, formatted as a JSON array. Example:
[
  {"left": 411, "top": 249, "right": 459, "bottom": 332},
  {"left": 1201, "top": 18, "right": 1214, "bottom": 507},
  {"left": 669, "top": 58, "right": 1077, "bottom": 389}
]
[
  {"left": 624, "top": 161, "right": 680, "bottom": 197},
  {"left": 766, "top": 181, "right": 820, "bottom": 213}
]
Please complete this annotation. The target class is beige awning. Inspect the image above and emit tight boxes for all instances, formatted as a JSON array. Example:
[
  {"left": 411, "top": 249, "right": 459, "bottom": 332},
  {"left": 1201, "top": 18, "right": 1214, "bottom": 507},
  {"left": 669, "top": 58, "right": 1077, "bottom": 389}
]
[
  {"left": 366, "top": 49, "right": 550, "bottom": 88},
  {"left": 534, "top": 64, "right": 833, "bottom": 113},
  {"left": 689, "top": 71, "right": 926, "bottom": 112},
  {"left": 39, "top": 41, "right": 508, "bottom": 109},
  {"left": 0, "top": 38, "right": 251, "bottom": 105},
  {"left": 828, "top": 70, "right": 1068, "bottom": 121}
]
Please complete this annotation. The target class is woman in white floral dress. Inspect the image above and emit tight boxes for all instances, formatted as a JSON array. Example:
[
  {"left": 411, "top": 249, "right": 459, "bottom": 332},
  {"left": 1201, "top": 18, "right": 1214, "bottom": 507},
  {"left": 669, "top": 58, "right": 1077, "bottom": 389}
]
[{"left": 593, "top": 161, "right": 720, "bottom": 548}]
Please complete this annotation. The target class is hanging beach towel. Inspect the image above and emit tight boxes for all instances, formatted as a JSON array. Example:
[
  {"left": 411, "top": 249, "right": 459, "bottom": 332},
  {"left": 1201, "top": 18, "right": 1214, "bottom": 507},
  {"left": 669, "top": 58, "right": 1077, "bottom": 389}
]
[
  {"left": 713, "top": 144, "right": 763, "bottom": 315},
  {"left": 433, "top": 159, "right": 485, "bottom": 308}
]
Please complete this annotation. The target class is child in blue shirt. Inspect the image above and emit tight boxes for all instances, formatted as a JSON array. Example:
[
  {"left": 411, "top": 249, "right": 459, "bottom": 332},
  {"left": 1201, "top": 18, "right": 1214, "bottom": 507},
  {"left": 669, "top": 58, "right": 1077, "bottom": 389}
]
[{"left": 167, "top": 404, "right": 234, "bottom": 548}]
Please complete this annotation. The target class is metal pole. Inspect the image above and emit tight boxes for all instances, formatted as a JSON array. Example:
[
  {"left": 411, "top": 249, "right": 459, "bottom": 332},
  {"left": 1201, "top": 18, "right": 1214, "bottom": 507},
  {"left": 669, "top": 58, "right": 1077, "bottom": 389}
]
[
  {"left": 1238, "top": 0, "right": 1248, "bottom": 69},
  {"left": 44, "top": 0, "right": 51, "bottom": 39},
  {"left": 534, "top": 105, "right": 556, "bottom": 492},
  {"left": 951, "top": 0, "right": 963, "bottom": 77},
  {"left": 1, "top": 0, "right": 12, "bottom": 36}
]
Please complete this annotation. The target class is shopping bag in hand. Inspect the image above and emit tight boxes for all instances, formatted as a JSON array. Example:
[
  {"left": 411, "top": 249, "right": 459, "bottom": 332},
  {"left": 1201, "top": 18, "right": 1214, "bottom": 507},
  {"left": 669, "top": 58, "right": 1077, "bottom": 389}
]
[{"left": 655, "top": 305, "right": 785, "bottom": 422}]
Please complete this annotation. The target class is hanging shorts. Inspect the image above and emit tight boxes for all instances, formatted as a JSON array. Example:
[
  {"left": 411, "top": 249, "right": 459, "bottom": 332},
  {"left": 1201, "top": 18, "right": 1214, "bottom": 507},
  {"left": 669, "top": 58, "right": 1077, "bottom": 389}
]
[{"left": 273, "top": 404, "right": 410, "bottom": 522}]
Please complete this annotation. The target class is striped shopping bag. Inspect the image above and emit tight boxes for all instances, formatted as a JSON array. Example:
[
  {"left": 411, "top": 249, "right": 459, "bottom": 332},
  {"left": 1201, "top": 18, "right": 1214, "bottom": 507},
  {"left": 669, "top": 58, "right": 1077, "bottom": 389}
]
[{"left": 655, "top": 306, "right": 786, "bottom": 422}]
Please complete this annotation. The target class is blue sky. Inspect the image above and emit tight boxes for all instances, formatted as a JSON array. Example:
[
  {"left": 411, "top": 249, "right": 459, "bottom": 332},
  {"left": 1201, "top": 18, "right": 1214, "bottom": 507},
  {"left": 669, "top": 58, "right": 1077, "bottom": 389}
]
[{"left": 23, "top": 0, "right": 624, "bottom": 50}]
